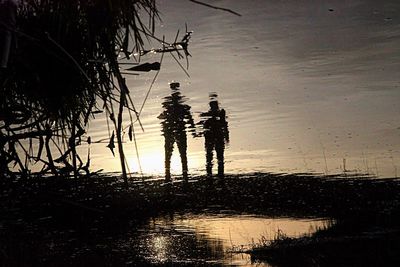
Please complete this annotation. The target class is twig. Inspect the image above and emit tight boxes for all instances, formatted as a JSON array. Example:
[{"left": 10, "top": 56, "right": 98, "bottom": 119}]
[
  {"left": 170, "top": 52, "right": 190, "bottom": 78},
  {"left": 138, "top": 38, "right": 166, "bottom": 116},
  {"left": 130, "top": 124, "right": 144, "bottom": 180},
  {"left": 188, "top": 0, "right": 242, "bottom": 16}
]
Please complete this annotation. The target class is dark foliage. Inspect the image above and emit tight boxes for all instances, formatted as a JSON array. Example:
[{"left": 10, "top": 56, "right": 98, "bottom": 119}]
[{"left": 0, "top": 0, "right": 160, "bottom": 180}]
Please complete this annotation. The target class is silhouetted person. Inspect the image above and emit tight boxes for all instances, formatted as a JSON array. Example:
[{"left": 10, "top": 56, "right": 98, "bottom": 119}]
[
  {"left": 158, "top": 82, "right": 195, "bottom": 181},
  {"left": 198, "top": 93, "right": 229, "bottom": 178}
]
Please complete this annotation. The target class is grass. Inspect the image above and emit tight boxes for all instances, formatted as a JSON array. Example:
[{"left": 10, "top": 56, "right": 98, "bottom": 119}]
[{"left": 249, "top": 223, "right": 400, "bottom": 267}]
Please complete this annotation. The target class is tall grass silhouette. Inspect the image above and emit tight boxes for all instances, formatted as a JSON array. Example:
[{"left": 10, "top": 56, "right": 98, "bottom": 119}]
[{"left": 0, "top": 0, "right": 164, "bottom": 185}]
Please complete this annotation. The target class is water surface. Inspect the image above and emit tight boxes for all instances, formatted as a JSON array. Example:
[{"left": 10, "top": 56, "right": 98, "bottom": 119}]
[
  {"left": 126, "top": 213, "right": 331, "bottom": 266},
  {"left": 87, "top": 0, "right": 400, "bottom": 178}
]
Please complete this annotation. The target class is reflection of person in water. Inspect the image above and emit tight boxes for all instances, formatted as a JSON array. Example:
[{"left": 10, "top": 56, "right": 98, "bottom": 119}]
[
  {"left": 158, "top": 82, "right": 195, "bottom": 181},
  {"left": 198, "top": 93, "right": 229, "bottom": 178}
]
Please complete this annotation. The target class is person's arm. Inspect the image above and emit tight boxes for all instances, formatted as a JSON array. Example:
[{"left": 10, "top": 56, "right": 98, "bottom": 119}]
[
  {"left": 185, "top": 106, "right": 197, "bottom": 137},
  {"left": 221, "top": 109, "right": 229, "bottom": 143}
]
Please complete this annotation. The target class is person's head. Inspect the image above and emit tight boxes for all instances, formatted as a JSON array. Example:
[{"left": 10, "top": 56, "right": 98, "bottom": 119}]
[
  {"left": 208, "top": 92, "right": 219, "bottom": 111},
  {"left": 209, "top": 100, "right": 219, "bottom": 111},
  {"left": 169, "top": 81, "right": 180, "bottom": 90}
]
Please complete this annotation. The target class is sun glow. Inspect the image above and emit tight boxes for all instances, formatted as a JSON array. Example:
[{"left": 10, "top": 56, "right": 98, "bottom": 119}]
[{"left": 127, "top": 151, "right": 186, "bottom": 175}]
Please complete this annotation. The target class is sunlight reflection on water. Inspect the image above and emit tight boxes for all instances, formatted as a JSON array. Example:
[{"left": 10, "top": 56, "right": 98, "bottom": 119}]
[{"left": 134, "top": 213, "right": 331, "bottom": 266}]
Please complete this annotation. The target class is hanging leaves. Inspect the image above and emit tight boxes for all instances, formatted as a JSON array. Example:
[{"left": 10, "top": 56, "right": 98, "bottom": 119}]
[
  {"left": 109, "top": 113, "right": 115, "bottom": 123},
  {"left": 128, "top": 124, "right": 133, "bottom": 141},
  {"left": 36, "top": 135, "right": 44, "bottom": 162},
  {"left": 107, "top": 131, "right": 115, "bottom": 156},
  {"left": 127, "top": 62, "right": 160, "bottom": 72}
]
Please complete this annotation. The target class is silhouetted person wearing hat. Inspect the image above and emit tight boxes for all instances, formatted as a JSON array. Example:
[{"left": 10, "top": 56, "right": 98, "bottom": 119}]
[
  {"left": 198, "top": 93, "right": 229, "bottom": 178},
  {"left": 158, "top": 82, "right": 195, "bottom": 181}
]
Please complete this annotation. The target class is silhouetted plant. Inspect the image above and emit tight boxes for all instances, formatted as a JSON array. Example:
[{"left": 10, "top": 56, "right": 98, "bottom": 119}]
[
  {"left": 0, "top": 0, "right": 239, "bottom": 184},
  {"left": 0, "top": 0, "right": 164, "bottom": 184}
]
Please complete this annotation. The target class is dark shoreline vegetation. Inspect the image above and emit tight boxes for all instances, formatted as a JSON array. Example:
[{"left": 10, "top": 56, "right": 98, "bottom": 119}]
[
  {"left": 1, "top": 0, "right": 200, "bottom": 186},
  {"left": 2, "top": 2, "right": 400, "bottom": 266},
  {"left": 1, "top": 172, "right": 400, "bottom": 266}
]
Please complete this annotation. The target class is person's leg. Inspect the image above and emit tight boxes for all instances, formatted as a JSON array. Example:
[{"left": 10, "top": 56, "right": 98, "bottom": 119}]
[
  {"left": 177, "top": 134, "right": 188, "bottom": 180},
  {"left": 164, "top": 135, "right": 174, "bottom": 181},
  {"left": 205, "top": 134, "right": 214, "bottom": 177},
  {"left": 216, "top": 138, "right": 225, "bottom": 178}
]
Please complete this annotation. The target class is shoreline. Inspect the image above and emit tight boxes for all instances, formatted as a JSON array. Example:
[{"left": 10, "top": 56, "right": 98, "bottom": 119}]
[{"left": 2, "top": 172, "right": 400, "bottom": 266}]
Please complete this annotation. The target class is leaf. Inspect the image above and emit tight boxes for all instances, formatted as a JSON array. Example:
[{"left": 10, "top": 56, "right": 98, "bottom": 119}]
[
  {"left": 36, "top": 136, "right": 44, "bottom": 162},
  {"left": 127, "top": 62, "right": 160, "bottom": 72},
  {"left": 85, "top": 147, "right": 91, "bottom": 169},
  {"left": 107, "top": 131, "right": 115, "bottom": 156},
  {"left": 54, "top": 149, "right": 71, "bottom": 164},
  {"left": 109, "top": 113, "right": 115, "bottom": 122},
  {"left": 123, "top": 25, "right": 130, "bottom": 59},
  {"left": 128, "top": 124, "right": 133, "bottom": 141}
]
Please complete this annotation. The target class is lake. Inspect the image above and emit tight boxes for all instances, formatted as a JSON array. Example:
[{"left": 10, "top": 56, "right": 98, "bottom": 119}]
[{"left": 86, "top": 0, "right": 400, "bottom": 178}]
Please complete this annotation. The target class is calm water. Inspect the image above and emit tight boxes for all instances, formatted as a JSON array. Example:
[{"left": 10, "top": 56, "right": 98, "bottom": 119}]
[
  {"left": 86, "top": 0, "right": 400, "bottom": 178},
  {"left": 124, "top": 213, "right": 331, "bottom": 266}
]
